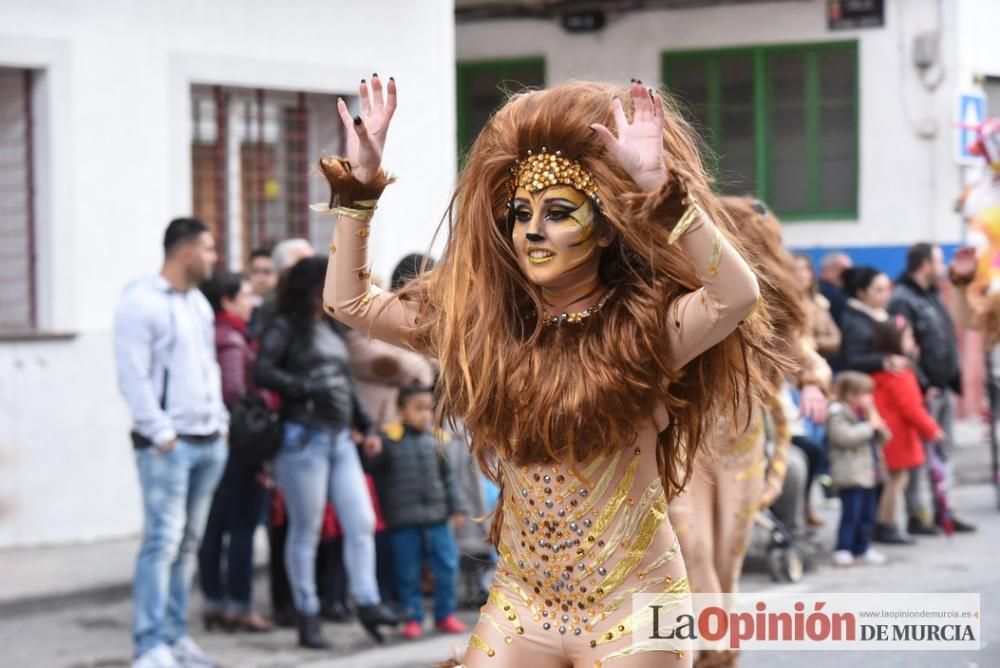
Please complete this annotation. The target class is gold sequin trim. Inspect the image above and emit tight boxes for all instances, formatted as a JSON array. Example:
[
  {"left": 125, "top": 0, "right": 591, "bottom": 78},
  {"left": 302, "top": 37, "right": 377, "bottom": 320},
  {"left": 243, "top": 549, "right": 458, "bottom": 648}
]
[
  {"left": 468, "top": 633, "right": 495, "bottom": 658},
  {"left": 328, "top": 242, "right": 336, "bottom": 254},
  {"left": 478, "top": 611, "right": 513, "bottom": 643},
  {"left": 358, "top": 267, "right": 371, "bottom": 280},
  {"left": 638, "top": 537, "right": 681, "bottom": 578},
  {"left": 599, "top": 642, "right": 685, "bottom": 666},
  {"left": 322, "top": 301, "right": 336, "bottom": 317},
  {"left": 734, "top": 456, "right": 767, "bottom": 482},
  {"left": 595, "top": 497, "right": 666, "bottom": 596},
  {"left": 722, "top": 422, "right": 765, "bottom": 458},
  {"left": 356, "top": 227, "right": 369, "bottom": 238},
  {"left": 668, "top": 199, "right": 702, "bottom": 245},
  {"left": 487, "top": 588, "right": 522, "bottom": 628},
  {"left": 707, "top": 227, "right": 723, "bottom": 277}
]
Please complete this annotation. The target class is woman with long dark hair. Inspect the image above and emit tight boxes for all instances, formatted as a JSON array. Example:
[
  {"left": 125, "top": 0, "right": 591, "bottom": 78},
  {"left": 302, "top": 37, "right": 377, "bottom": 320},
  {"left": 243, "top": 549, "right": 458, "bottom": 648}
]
[
  {"left": 840, "top": 266, "right": 910, "bottom": 375},
  {"left": 254, "top": 256, "right": 398, "bottom": 649}
]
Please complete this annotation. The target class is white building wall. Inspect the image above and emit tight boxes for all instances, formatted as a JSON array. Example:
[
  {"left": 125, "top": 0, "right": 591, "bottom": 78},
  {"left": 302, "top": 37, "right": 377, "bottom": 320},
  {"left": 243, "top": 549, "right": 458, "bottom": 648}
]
[
  {"left": 0, "top": 0, "right": 456, "bottom": 547},
  {"left": 456, "top": 0, "right": 987, "bottom": 253}
]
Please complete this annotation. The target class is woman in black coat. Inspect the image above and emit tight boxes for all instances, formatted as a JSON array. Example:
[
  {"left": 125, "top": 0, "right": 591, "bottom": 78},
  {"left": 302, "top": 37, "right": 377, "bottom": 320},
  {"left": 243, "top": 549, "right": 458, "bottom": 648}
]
[{"left": 839, "top": 266, "right": 909, "bottom": 374}]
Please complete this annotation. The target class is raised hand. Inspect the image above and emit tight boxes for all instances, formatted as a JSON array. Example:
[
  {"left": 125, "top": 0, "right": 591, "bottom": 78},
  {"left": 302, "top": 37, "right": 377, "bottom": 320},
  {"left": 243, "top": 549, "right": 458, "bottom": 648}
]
[
  {"left": 337, "top": 74, "right": 397, "bottom": 184},
  {"left": 949, "top": 246, "right": 977, "bottom": 285},
  {"left": 590, "top": 80, "right": 667, "bottom": 193}
]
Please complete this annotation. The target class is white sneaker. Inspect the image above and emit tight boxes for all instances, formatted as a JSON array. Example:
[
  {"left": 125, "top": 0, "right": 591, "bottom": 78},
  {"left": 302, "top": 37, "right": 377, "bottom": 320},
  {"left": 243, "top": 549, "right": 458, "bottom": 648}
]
[
  {"left": 170, "top": 636, "right": 218, "bottom": 668},
  {"left": 832, "top": 550, "right": 855, "bottom": 567},
  {"left": 132, "top": 645, "right": 181, "bottom": 668},
  {"left": 858, "top": 548, "right": 888, "bottom": 565}
]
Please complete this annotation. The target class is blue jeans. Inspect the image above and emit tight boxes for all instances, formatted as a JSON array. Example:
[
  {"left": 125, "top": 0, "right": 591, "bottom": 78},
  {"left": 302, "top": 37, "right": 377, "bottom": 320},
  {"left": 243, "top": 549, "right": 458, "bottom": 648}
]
[
  {"left": 132, "top": 437, "right": 228, "bottom": 656},
  {"left": 273, "top": 421, "right": 380, "bottom": 615},
  {"left": 197, "top": 454, "right": 266, "bottom": 613},
  {"left": 836, "top": 486, "right": 876, "bottom": 555},
  {"left": 391, "top": 522, "right": 459, "bottom": 623}
]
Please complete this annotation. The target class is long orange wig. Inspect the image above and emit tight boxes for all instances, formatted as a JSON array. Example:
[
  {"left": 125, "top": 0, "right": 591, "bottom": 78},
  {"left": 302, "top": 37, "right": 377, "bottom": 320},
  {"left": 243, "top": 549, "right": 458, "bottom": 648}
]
[
  {"left": 394, "top": 82, "right": 782, "bottom": 540},
  {"left": 719, "top": 196, "right": 805, "bottom": 391}
]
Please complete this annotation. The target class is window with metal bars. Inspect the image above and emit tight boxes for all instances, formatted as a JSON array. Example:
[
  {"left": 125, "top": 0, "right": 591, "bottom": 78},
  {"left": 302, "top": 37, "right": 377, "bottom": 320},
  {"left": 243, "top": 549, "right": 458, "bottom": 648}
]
[
  {"left": 0, "top": 67, "right": 37, "bottom": 334},
  {"left": 191, "top": 85, "right": 343, "bottom": 268},
  {"left": 663, "top": 42, "right": 859, "bottom": 221}
]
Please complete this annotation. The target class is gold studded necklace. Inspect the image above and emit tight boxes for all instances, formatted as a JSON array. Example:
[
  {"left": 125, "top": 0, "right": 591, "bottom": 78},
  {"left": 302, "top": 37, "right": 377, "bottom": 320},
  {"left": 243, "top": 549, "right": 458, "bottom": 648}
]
[{"left": 542, "top": 289, "right": 613, "bottom": 326}]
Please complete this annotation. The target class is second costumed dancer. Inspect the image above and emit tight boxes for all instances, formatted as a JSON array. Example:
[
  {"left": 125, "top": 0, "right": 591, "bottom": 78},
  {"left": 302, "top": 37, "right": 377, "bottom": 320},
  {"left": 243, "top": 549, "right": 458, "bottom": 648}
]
[
  {"left": 669, "top": 196, "right": 828, "bottom": 668},
  {"left": 318, "top": 75, "right": 781, "bottom": 667}
]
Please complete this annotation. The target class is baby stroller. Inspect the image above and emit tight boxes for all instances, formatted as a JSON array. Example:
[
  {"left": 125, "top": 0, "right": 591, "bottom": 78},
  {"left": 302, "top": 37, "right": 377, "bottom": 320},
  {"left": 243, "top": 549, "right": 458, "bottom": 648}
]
[{"left": 753, "top": 508, "right": 806, "bottom": 583}]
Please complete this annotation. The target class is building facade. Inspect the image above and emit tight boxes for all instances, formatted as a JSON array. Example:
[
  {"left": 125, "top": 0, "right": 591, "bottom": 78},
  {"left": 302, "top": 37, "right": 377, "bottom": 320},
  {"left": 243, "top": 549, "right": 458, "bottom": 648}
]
[
  {"left": 456, "top": 0, "right": 1000, "bottom": 274},
  {"left": 0, "top": 0, "right": 456, "bottom": 547}
]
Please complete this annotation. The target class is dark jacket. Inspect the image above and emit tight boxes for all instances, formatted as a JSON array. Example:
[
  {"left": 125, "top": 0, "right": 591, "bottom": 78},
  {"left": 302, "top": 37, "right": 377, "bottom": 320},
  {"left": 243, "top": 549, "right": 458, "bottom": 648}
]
[
  {"left": 819, "top": 280, "right": 848, "bottom": 328},
  {"left": 888, "top": 276, "right": 962, "bottom": 393},
  {"left": 839, "top": 302, "right": 888, "bottom": 374},
  {"left": 368, "top": 422, "right": 467, "bottom": 529},
  {"left": 253, "top": 315, "right": 373, "bottom": 434},
  {"left": 215, "top": 312, "right": 254, "bottom": 409}
]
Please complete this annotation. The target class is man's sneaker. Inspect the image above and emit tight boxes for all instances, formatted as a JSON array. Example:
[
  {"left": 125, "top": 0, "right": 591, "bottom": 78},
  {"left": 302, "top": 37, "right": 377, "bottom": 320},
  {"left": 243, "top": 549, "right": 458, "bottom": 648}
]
[
  {"left": 435, "top": 615, "right": 468, "bottom": 634},
  {"left": 401, "top": 620, "right": 424, "bottom": 639},
  {"left": 170, "top": 636, "right": 218, "bottom": 668},
  {"left": 832, "top": 550, "right": 854, "bottom": 567},
  {"left": 858, "top": 548, "right": 888, "bottom": 565},
  {"left": 132, "top": 645, "right": 181, "bottom": 668}
]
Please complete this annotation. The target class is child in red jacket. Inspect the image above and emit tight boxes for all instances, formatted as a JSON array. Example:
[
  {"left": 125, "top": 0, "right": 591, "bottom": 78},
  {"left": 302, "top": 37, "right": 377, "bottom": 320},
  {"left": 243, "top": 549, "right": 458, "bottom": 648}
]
[{"left": 870, "top": 317, "right": 943, "bottom": 544}]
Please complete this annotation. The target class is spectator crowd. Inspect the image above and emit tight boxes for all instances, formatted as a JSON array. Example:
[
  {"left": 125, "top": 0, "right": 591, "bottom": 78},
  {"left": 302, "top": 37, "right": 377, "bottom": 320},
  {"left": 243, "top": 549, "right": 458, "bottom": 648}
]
[{"left": 114, "top": 218, "right": 981, "bottom": 668}]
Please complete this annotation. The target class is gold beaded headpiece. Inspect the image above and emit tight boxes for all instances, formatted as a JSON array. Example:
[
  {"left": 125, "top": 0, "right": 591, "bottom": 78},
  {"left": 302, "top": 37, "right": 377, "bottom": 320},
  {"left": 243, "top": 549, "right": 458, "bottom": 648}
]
[{"left": 508, "top": 147, "right": 602, "bottom": 211}]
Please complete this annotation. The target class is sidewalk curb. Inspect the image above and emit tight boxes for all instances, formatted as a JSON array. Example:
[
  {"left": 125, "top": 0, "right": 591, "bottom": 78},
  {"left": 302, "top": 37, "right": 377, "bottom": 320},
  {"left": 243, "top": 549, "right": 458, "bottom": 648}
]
[{"left": 0, "top": 582, "right": 132, "bottom": 619}]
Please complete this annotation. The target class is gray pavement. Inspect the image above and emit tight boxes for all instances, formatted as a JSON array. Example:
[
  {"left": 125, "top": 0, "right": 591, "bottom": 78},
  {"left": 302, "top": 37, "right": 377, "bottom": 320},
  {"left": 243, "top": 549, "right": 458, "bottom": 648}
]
[{"left": 0, "top": 421, "right": 996, "bottom": 668}]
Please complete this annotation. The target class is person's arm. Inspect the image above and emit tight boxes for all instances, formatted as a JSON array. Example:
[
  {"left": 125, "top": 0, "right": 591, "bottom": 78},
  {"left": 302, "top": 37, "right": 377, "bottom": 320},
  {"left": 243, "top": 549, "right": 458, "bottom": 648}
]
[
  {"left": 663, "top": 216, "right": 761, "bottom": 370},
  {"left": 891, "top": 372, "right": 943, "bottom": 441},
  {"left": 813, "top": 306, "right": 842, "bottom": 356},
  {"left": 438, "top": 443, "right": 467, "bottom": 517},
  {"left": 319, "top": 77, "right": 427, "bottom": 353},
  {"left": 113, "top": 295, "right": 176, "bottom": 447},
  {"left": 217, "top": 338, "right": 246, "bottom": 408},
  {"left": 351, "top": 389, "right": 375, "bottom": 436},
  {"left": 586, "top": 82, "right": 759, "bottom": 370}
]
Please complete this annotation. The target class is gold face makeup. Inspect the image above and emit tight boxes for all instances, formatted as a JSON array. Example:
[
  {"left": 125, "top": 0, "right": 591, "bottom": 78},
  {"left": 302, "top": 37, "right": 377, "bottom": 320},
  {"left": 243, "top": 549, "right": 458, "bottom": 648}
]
[{"left": 510, "top": 185, "right": 609, "bottom": 293}]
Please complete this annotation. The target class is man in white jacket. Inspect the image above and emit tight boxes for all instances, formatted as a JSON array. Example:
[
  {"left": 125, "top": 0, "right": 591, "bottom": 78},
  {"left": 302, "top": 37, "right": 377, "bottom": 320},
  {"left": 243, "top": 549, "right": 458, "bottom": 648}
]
[{"left": 114, "top": 218, "right": 228, "bottom": 668}]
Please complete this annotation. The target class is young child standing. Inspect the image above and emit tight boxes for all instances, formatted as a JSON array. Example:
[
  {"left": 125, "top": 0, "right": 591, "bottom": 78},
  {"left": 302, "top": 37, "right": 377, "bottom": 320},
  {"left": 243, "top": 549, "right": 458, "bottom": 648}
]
[
  {"left": 827, "top": 371, "right": 890, "bottom": 567},
  {"left": 367, "top": 383, "right": 468, "bottom": 639},
  {"left": 870, "top": 317, "right": 944, "bottom": 544}
]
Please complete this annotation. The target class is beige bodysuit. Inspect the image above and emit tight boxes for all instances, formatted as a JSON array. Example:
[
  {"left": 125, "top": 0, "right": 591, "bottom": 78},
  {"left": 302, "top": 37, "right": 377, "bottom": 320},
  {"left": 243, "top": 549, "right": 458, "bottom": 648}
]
[{"left": 324, "top": 207, "right": 760, "bottom": 668}]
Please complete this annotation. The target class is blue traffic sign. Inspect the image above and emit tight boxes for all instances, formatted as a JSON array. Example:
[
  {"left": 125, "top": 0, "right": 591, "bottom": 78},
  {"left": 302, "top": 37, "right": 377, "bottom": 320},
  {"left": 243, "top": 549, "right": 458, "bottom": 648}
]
[{"left": 958, "top": 92, "right": 986, "bottom": 164}]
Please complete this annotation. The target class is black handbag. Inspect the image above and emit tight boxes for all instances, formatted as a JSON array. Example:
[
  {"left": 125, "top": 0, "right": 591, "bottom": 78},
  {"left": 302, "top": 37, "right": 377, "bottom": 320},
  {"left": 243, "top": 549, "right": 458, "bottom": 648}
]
[{"left": 228, "top": 391, "right": 282, "bottom": 465}]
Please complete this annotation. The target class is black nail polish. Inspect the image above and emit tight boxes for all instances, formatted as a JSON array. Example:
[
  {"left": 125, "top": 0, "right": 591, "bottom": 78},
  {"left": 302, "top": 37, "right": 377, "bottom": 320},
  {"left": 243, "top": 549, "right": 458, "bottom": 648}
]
[
  {"left": 389, "top": 76, "right": 395, "bottom": 81},
  {"left": 361, "top": 78, "right": 366, "bottom": 84},
  {"left": 354, "top": 116, "right": 362, "bottom": 126},
  {"left": 630, "top": 78, "right": 636, "bottom": 83},
  {"left": 638, "top": 79, "right": 643, "bottom": 84},
  {"left": 373, "top": 72, "right": 378, "bottom": 78}
]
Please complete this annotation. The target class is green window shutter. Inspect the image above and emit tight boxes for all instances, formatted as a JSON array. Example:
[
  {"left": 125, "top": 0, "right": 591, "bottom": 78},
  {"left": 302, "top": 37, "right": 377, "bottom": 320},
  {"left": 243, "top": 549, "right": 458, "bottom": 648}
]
[
  {"left": 456, "top": 57, "right": 545, "bottom": 162},
  {"left": 663, "top": 42, "right": 858, "bottom": 220}
]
